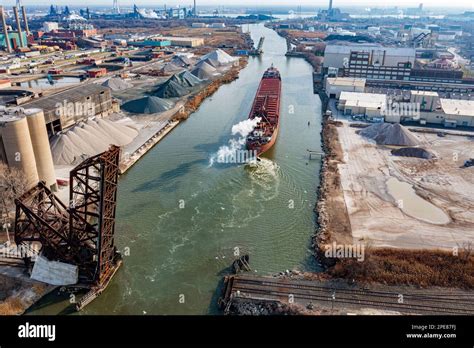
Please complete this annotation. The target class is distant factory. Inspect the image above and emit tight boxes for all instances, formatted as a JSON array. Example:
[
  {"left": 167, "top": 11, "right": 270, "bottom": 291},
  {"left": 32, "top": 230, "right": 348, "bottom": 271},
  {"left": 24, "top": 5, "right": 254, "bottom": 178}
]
[{"left": 0, "top": 5, "right": 31, "bottom": 52}]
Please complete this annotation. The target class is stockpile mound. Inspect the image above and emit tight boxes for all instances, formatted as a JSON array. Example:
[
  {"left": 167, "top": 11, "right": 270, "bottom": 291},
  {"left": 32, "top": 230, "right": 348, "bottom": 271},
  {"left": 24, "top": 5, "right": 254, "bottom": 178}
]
[
  {"left": 121, "top": 96, "right": 174, "bottom": 114},
  {"left": 391, "top": 147, "right": 433, "bottom": 159},
  {"left": 199, "top": 49, "right": 237, "bottom": 66},
  {"left": 197, "top": 58, "right": 220, "bottom": 68},
  {"left": 171, "top": 55, "right": 192, "bottom": 67},
  {"left": 161, "top": 62, "right": 183, "bottom": 74},
  {"left": 170, "top": 70, "right": 203, "bottom": 88},
  {"left": 101, "top": 77, "right": 133, "bottom": 91},
  {"left": 152, "top": 79, "right": 188, "bottom": 98},
  {"left": 359, "top": 123, "right": 421, "bottom": 146},
  {"left": 50, "top": 118, "right": 138, "bottom": 165},
  {"left": 191, "top": 61, "right": 218, "bottom": 80}
]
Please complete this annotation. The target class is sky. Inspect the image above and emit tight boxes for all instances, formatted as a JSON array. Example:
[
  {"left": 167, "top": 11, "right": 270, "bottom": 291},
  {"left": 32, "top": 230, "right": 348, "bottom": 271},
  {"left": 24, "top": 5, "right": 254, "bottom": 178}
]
[{"left": 9, "top": 0, "right": 474, "bottom": 9}]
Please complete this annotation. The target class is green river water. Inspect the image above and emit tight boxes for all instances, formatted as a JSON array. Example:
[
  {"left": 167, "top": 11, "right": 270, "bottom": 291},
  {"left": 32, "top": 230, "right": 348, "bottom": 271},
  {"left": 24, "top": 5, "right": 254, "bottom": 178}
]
[{"left": 30, "top": 22, "right": 322, "bottom": 315}]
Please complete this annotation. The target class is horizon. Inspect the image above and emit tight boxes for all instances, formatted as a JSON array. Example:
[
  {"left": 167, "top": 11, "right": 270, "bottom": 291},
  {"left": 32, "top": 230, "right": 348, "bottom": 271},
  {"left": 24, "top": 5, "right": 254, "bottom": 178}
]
[{"left": 4, "top": 1, "right": 473, "bottom": 10}]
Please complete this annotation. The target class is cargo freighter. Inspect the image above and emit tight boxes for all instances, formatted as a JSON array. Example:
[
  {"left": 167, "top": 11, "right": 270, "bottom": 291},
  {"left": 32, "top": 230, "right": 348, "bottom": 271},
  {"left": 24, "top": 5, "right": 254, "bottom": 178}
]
[{"left": 246, "top": 65, "right": 281, "bottom": 157}]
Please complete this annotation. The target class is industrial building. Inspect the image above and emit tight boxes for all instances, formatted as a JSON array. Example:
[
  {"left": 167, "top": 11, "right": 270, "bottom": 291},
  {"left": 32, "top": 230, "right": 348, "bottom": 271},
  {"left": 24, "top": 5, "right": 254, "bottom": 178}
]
[
  {"left": 325, "top": 77, "right": 366, "bottom": 98},
  {"left": 323, "top": 44, "right": 416, "bottom": 70},
  {"left": 158, "top": 36, "right": 204, "bottom": 47},
  {"left": 425, "top": 99, "right": 474, "bottom": 127},
  {"left": 336, "top": 91, "right": 474, "bottom": 128},
  {"left": 23, "top": 84, "right": 114, "bottom": 136},
  {"left": 130, "top": 39, "right": 171, "bottom": 48},
  {"left": 337, "top": 91, "right": 387, "bottom": 118},
  {"left": 0, "top": 107, "right": 56, "bottom": 190}
]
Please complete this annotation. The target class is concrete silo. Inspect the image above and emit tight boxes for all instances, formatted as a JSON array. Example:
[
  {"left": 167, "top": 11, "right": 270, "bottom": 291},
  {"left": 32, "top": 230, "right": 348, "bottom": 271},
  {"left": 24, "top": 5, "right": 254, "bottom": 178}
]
[
  {"left": 25, "top": 108, "right": 57, "bottom": 191},
  {"left": 0, "top": 111, "right": 39, "bottom": 188}
]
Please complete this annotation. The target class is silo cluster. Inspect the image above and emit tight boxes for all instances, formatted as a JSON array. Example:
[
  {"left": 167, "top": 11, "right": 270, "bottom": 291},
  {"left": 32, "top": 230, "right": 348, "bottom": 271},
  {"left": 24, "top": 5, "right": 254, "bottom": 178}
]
[{"left": 0, "top": 107, "right": 57, "bottom": 191}]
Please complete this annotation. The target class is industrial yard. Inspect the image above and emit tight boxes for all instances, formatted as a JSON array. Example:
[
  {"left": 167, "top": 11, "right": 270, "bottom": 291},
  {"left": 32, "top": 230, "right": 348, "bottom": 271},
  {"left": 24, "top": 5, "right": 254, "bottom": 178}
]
[
  {"left": 0, "top": 0, "right": 473, "bottom": 333},
  {"left": 334, "top": 122, "right": 474, "bottom": 250}
]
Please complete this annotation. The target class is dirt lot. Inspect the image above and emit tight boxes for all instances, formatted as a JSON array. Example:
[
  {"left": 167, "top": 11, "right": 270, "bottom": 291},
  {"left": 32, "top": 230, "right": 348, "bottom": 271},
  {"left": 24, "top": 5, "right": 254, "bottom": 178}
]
[
  {"left": 335, "top": 121, "right": 474, "bottom": 250},
  {"left": 157, "top": 26, "right": 246, "bottom": 48}
]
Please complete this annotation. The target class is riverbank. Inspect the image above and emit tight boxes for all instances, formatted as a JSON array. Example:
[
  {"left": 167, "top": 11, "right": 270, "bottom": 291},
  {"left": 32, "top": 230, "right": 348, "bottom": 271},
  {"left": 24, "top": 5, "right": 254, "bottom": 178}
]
[
  {"left": 119, "top": 58, "right": 247, "bottom": 174},
  {"left": 313, "top": 91, "right": 474, "bottom": 289},
  {"left": 0, "top": 58, "right": 249, "bottom": 316},
  {"left": 0, "top": 269, "right": 55, "bottom": 315}
]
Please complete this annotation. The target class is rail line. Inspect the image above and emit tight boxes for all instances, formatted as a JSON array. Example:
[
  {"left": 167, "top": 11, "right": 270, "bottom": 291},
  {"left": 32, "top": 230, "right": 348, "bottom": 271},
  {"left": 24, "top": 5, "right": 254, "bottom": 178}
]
[{"left": 222, "top": 275, "right": 474, "bottom": 315}]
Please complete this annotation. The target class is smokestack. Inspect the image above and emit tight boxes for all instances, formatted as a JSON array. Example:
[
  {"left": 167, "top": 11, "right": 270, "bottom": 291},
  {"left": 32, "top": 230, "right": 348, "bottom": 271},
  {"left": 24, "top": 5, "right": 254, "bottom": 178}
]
[
  {"left": 13, "top": 6, "right": 25, "bottom": 48},
  {"left": 21, "top": 6, "right": 29, "bottom": 36},
  {"left": 0, "top": 7, "right": 12, "bottom": 53},
  {"left": 329, "top": 0, "right": 333, "bottom": 11},
  {"left": 194, "top": 0, "right": 196, "bottom": 16}
]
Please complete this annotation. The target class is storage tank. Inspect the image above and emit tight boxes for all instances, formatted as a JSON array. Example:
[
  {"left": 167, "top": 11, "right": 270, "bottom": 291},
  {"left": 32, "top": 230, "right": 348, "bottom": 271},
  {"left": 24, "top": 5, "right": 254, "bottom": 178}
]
[
  {"left": 25, "top": 108, "right": 57, "bottom": 191},
  {"left": 0, "top": 111, "right": 39, "bottom": 188}
]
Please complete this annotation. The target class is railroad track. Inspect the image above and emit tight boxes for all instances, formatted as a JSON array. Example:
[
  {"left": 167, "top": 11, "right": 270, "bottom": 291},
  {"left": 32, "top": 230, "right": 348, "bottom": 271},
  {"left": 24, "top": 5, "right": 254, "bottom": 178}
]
[{"left": 226, "top": 275, "right": 474, "bottom": 315}]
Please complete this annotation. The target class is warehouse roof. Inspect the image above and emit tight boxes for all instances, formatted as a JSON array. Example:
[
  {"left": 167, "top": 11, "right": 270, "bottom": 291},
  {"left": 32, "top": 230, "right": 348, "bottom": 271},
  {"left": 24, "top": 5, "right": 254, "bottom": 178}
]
[
  {"left": 440, "top": 99, "right": 474, "bottom": 117},
  {"left": 340, "top": 92, "right": 386, "bottom": 109},
  {"left": 324, "top": 44, "right": 416, "bottom": 58},
  {"left": 411, "top": 90, "right": 439, "bottom": 97},
  {"left": 327, "top": 77, "right": 366, "bottom": 87},
  {"left": 23, "top": 84, "right": 110, "bottom": 112}
]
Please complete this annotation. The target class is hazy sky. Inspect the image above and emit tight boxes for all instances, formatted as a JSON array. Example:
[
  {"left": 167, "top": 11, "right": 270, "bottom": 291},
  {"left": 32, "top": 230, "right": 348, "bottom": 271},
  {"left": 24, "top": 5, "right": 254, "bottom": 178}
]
[{"left": 11, "top": 0, "right": 474, "bottom": 8}]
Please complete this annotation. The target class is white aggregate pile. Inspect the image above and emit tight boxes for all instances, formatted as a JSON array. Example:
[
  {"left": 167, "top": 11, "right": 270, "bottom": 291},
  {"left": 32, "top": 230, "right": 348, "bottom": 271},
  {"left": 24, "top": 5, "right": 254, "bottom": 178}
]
[
  {"left": 191, "top": 61, "right": 218, "bottom": 80},
  {"left": 50, "top": 118, "right": 139, "bottom": 165},
  {"left": 359, "top": 123, "right": 421, "bottom": 146},
  {"left": 198, "top": 49, "right": 237, "bottom": 66}
]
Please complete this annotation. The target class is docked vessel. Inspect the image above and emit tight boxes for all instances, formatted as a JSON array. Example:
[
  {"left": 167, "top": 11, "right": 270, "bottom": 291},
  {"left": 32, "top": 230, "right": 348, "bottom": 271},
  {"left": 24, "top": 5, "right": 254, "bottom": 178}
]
[{"left": 246, "top": 66, "right": 281, "bottom": 157}]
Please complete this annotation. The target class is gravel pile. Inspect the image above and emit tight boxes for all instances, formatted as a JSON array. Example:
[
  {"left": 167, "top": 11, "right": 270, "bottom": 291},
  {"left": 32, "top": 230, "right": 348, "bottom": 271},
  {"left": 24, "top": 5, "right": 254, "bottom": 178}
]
[
  {"left": 199, "top": 49, "right": 237, "bottom": 66},
  {"left": 191, "top": 61, "right": 218, "bottom": 80},
  {"left": 50, "top": 118, "right": 138, "bottom": 165},
  {"left": 170, "top": 70, "right": 203, "bottom": 88},
  {"left": 101, "top": 77, "right": 133, "bottom": 91},
  {"left": 391, "top": 147, "right": 433, "bottom": 159},
  {"left": 161, "top": 62, "right": 183, "bottom": 74},
  {"left": 152, "top": 79, "right": 189, "bottom": 98},
  {"left": 171, "top": 55, "right": 192, "bottom": 67},
  {"left": 197, "top": 58, "right": 220, "bottom": 68},
  {"left": 121, "top": 96, "right": 174, "bottom": 114},
  {"left": 359, "top": 123, "right": 421, "bottom": 146}
]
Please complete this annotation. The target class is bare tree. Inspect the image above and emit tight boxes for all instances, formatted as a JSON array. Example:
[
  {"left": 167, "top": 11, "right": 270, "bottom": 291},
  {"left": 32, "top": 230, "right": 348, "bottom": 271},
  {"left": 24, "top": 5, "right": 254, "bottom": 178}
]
[{"left": 0, "top": 163, "right": 29, "bottom": 242}]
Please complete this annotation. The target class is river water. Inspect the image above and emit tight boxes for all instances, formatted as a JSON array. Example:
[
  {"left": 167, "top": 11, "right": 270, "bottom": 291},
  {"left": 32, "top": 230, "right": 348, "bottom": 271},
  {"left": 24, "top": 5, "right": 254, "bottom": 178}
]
[{"left": 31, "top": 23, "right": 322, "bottom": 315}]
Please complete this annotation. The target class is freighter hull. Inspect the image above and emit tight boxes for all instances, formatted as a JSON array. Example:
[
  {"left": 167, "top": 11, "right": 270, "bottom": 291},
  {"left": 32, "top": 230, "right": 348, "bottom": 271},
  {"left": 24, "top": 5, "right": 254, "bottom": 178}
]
[
  {"left": 248, "top": 122, "right": 279, "bottom": 156},
  {"left": 245, "top": 66, "right": 282, "bottom": 158}
]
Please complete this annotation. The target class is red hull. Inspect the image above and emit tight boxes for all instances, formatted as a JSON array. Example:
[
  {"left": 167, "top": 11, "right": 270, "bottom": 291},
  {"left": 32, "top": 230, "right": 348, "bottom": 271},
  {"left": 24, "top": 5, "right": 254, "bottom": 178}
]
[{"left": 246, "top": 66, "right": 282, "bottom": 157}]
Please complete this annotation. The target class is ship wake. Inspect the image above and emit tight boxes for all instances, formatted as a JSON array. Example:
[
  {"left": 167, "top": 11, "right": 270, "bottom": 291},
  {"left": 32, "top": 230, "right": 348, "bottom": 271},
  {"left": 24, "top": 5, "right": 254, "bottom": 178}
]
[{"left": 209, "top": 117, "right": 261, "bottom": 166}]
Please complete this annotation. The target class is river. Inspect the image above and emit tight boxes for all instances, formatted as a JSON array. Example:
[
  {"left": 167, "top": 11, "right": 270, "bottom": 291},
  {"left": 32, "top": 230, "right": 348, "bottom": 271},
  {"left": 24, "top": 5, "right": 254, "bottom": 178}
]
[{"left": 30, "top": 23, "right": 322, "bottom": 315}]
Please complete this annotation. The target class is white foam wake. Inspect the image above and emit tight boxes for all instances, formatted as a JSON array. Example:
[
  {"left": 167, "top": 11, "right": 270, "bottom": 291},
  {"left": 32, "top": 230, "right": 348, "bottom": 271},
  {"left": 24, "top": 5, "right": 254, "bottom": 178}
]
[{"left": 209, "top": 117, "right": 261, "bottom": 166}]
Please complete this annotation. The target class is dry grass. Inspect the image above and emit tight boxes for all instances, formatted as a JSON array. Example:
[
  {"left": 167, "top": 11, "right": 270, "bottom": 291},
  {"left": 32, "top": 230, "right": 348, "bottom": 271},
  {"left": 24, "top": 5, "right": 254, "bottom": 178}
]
[{"left": 328, "top": 248, "right": 474, "bottom": 289}]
